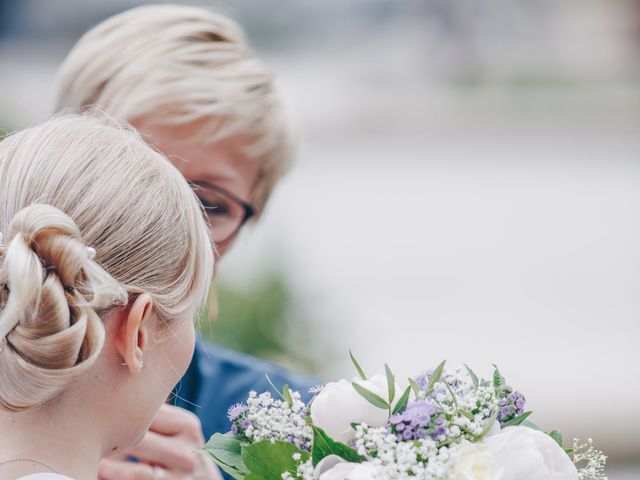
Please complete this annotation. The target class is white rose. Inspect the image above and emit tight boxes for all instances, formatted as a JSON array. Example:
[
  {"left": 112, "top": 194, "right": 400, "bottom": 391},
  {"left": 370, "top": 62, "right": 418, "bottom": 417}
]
[
  {"left": 454, "top": 440, "right": 504, "bottom": 480},
  {"left": 318, "top": 461, "right": 379, "bottom": 480},
  {"left": 484, "top": 426, "right": 578, "bottom": 480},
  {"left": 311, "top": 374, "right": 395, "bottom": 443}
]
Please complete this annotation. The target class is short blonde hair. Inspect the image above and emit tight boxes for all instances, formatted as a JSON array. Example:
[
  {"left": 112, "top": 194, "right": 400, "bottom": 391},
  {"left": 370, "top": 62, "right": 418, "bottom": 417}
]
[
  {"left": 55, "top": 4, "right": 296, "bottom": 213},
  {"left": 0, "top": 113, "right": 213, "bottom": 412}
]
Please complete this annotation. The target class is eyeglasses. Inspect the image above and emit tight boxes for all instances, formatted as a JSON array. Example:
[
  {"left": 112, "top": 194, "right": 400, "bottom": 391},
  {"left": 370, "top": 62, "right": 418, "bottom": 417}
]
[{"left": 192, "top": 181, "right": 255, "bottom": 244}]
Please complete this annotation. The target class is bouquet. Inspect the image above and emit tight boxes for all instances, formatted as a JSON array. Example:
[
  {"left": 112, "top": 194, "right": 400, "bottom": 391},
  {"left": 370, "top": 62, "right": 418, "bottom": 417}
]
[{"left": 202, "top": 353, "right": 607, "bottom": 480}]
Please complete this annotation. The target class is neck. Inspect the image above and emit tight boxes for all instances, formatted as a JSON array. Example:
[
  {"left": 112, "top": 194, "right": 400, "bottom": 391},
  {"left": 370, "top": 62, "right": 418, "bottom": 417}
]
[{"left": 0, "top": 395, "right": 104, "bottom": 480}]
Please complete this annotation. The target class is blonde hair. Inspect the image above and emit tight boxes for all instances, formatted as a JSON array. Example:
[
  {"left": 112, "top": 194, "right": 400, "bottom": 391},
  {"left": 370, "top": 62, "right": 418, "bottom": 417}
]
[
  {"left": 0, "top": 113, "right": 213, "bottom": 412},
  {"left": 54, "top": 4, "right": 296, "bottom": 213}
]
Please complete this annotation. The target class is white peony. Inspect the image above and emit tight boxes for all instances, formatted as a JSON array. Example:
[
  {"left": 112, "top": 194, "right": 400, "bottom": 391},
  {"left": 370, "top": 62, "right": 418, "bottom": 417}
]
[
  {"left": 454, "top": 440, "right": 504, "bottom": 480},
  {"left": 318, "top": 461, "right": 380, "bottom": 480},
  {"left": 484, "top": 426, "right": 578, "bottom": 480},
  {"left": 311, "top": 374, "right": 395, "bottom": 443}
]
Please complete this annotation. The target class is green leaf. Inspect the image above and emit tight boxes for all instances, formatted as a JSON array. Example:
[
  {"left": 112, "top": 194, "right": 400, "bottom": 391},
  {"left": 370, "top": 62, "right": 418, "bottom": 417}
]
[
  {"left": 242, "top": 440, "right": 308, "bottom": 480},
  {"left": 391, "top": 386, "right": 412, "bottom": 415},
  {"left": 463, "top": 363, "right": 479, "bottom": 390},
  {"left": 408, "top": 378, "right": 421, "bottom": 396},
  {"left": 385, "top": 364, "right": 396, "bottom": 404},
  {"left": 425, "top": 360, "right": 446, "bottom": 396},
  {"left": 349, "top": 350, "right": 367, "bottom": 380},
  {"left": 521, "top": 420, "right": 542, "bottom": 431},
  {"left": 548, "top": 430, "right": 564, "bottom": 448},
  {"left": 477, "top": 409, "right": 499, "bottom": 440},
  {"left": 282, "top": 384, "right": 293, "bottom": 407},
  {"left": 501, "top": 411, "right": 533, "bottom": 427},
  {"left": 352, "top": 382, "right": 389, "bottom": 409},
  {"left": 492, "top": 365, "right": 506, "bottom": 391},
  {"left": 311, "top": 426, "right": 364, "bottom": 466},
  {"left": 459, "top": 409, "right": 474, "bottom": 420},
  {"left": 201, "top": 432, "right": 249, "bottom": 479}
]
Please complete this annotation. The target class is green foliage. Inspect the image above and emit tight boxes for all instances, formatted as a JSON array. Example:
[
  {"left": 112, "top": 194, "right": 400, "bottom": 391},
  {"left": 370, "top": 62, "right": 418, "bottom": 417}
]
[
  {"left": 477, "top": 409, "right": 499, "bottom": 440},
  {"left": 201, "top": 432, "right": 249, "bottom": 480},
  {"left": 500, "top": 411, "right": 532, "bottom": 427},
  {"left": 425, "top": 360, "right": 446, "bottom": 397},
  {"left": 408, "top": 377, "right": 421, "bottom": 396},
  {"left": 492, "top": 364, "right": 506, "bottom": 392},
  {"left": 242, "top": 440, "right": 308, "bottom": 480},
  {"left": 311, "top": 426, "right": 364, "bottom": 466},
  {"left": 464, "top": 363, "right": 479, "bottom": 390},
  {"left": 548, "top": 430, "right": 564, "bottom": 448},
  {"left": 351, "top": 382, "right": 389, "bottom": 409},
  {"left": 392, "top": 386, "right": 412, "bottom": 415},
  {"left": 199, "top": 271, "right": 317, "bottom": 373},
  {"left": 349, "top": 349, "right": 367, "bottom": 380},
  {"left": 385, "top": 364, "right": 396, "bottom": 404}
]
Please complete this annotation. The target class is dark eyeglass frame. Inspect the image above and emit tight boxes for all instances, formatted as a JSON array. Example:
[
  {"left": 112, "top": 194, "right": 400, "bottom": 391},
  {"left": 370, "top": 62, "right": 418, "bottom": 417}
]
[{"left": 192, "top": 180, "right": 256, "bottom": 242}]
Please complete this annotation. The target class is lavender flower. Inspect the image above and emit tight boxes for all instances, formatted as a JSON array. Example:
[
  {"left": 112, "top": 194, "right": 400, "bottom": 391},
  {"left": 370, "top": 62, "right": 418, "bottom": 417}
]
[
  {"left": 227, "top": 403, "right": 247, "bottom": 422},
  {"left": 413, "top": 370, "right": 433, "bottom": 391},
  {"left": 389, "top": 400, "right": 437, "bottom": 442},
  {"left": 497, "top": 387, "right": 526, "bottom": 424},
  {"left": 308, "top": 384, "right": 324, "bottom": 395}
]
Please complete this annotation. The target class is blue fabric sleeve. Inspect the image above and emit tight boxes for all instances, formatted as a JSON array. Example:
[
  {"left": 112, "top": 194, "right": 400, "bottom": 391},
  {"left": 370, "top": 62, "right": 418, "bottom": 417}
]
[{"left": 171, "top": 336, "right": 320, "bottom": 442}]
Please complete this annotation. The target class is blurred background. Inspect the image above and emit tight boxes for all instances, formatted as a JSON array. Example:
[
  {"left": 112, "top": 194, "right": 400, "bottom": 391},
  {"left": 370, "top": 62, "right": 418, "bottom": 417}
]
[{"left": 1, "top": 0, "right": 638, "bottom": 477}]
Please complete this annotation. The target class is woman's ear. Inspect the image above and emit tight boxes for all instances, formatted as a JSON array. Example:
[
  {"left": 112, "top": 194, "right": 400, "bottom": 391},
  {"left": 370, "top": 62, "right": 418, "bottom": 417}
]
[{"left": 115, "top": 293, "right": 154, "bottom": 374}]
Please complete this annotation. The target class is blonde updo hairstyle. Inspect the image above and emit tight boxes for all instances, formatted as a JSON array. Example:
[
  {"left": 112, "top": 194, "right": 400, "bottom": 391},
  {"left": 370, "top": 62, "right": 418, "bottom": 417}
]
[{"left": 0, "top": 113, "right": 213, "bottom": 412}]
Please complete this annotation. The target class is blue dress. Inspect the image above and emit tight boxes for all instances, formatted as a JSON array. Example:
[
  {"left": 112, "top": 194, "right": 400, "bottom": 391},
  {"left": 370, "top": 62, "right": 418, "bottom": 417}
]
[{"left": 172, "top": 336, "right": 319, "bottom": 442}]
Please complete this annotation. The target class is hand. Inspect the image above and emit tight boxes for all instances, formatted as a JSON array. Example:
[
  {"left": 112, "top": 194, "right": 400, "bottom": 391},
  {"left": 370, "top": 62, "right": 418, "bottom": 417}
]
[{"left": 99, "top": 404, "right": 223, "bottom": 480}]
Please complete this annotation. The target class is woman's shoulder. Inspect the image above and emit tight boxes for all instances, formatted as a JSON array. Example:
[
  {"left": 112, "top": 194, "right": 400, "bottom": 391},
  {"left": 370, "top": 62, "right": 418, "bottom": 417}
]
[{"left": 16, "top": 474, "right": 75, "bottom": 480}]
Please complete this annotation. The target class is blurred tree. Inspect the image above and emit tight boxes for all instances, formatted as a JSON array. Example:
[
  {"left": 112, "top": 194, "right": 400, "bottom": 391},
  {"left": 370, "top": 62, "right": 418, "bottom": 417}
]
[{"left": 198, "top": 271, "right": 318, "bottom": 374}]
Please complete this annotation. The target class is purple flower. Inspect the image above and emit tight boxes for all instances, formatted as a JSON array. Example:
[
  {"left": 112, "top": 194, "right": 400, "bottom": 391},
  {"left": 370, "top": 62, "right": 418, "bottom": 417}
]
[
  {"left": 388, "top": 400, "right": 437, "bottom": 442},
  {"left": 309, "top": 384, "right": 325, "bottom": 395},
  {"left": 497, "top": 389, "right": 526, "bottom": 424},
  {"left": 413, "top": 370, "right": 434, "bottom": 391},
  {"left": 227, "top": 403, "right": 247, "bottom": 422},
  {"left": 430, "top": 425, "right": 447, "bottom": 440}
]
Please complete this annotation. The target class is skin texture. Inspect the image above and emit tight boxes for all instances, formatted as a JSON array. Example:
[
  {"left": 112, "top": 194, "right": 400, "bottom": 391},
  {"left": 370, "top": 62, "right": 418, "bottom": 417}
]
[
  {"left": 96, "top": 118, "right": 266, "bottom": 480},
  {"left": 133, "top": 117, "right": 264, "bottom": 256},
  {"left": 0, "top": 295, "right": 196, "bottom": 480}
]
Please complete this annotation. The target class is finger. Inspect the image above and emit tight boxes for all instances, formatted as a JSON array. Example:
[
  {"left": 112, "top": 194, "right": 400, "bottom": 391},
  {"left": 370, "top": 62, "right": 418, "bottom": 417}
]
[
  {"left": 194, "top": 454, "right": 225, "bottom": 480},
  {"left": 126, "top": 430, "right": 195, "bottom": 473},
  {"left": 99, "top": 457, "right": 155, "bottom": 480},
  {"left": 150, "top": 404, "right": 204, "bottom": 443}
]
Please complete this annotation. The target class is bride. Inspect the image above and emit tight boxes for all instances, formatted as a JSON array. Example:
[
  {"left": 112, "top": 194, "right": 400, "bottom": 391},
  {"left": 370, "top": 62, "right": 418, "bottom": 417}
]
[{"left": 0, "top": 113, "right": 214, "bottom": 479}]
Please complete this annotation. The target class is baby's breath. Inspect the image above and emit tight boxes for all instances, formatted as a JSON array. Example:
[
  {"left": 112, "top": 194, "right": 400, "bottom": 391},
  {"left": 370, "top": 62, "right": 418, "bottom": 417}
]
[
  {"left": 232, "top": 390, "right": 313, "bottom": 451},
  {"left": 573, "top": 438, "right": 608, "bottom": 480}
]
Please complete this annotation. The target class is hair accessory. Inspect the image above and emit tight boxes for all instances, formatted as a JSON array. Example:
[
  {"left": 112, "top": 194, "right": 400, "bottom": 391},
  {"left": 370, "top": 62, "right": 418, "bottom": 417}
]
[{"left": 86, "top": 246, "right": 96, "bottom": 259}]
